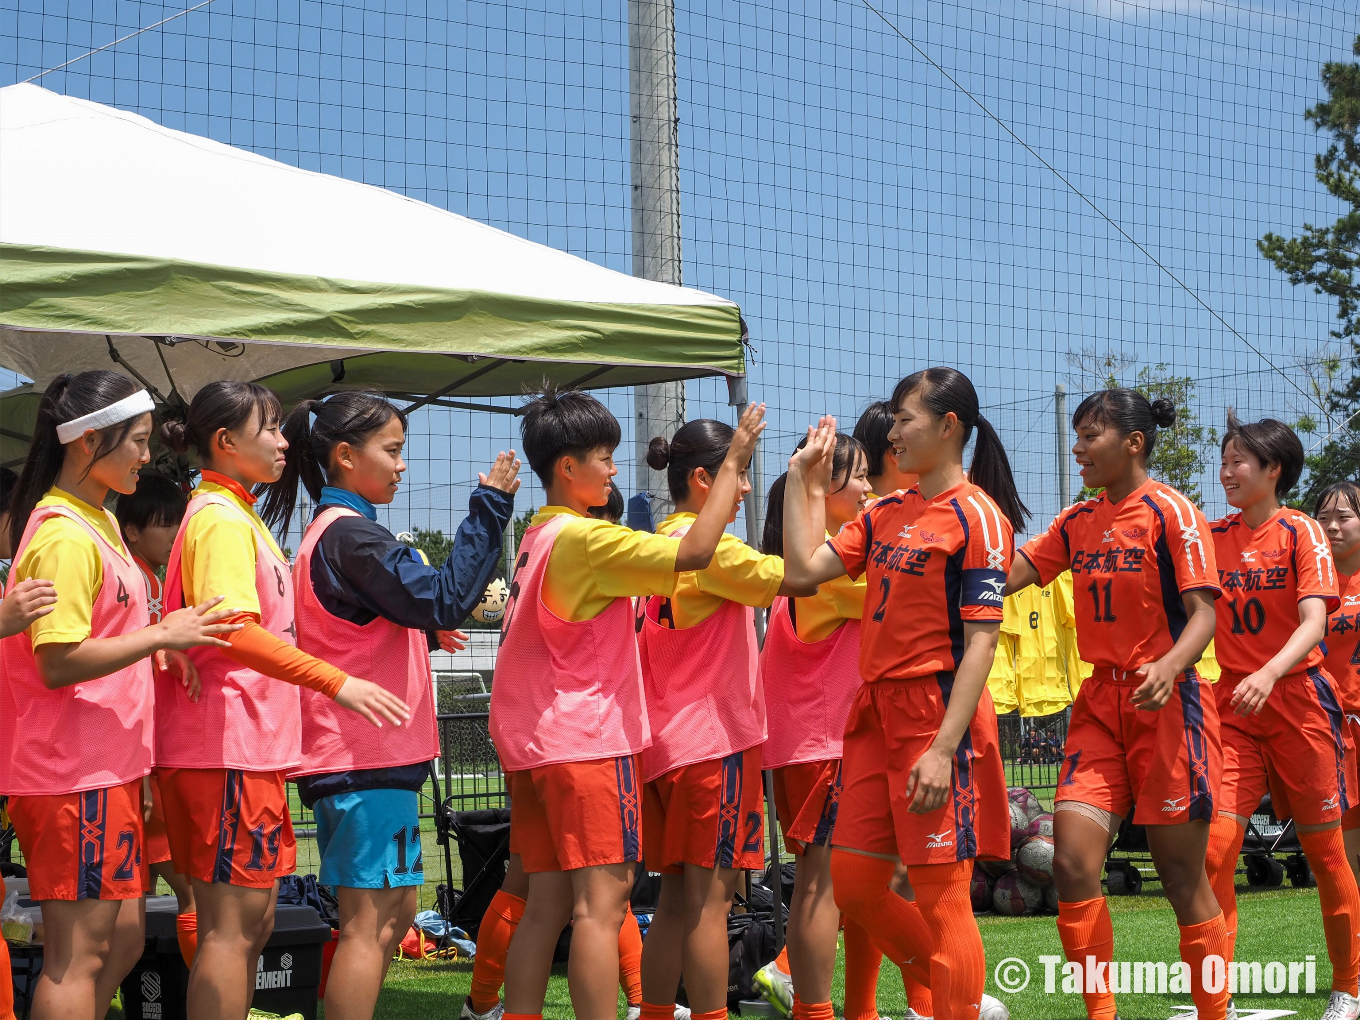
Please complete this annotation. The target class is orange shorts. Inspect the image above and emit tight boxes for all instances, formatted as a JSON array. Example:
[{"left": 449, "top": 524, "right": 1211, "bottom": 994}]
[
  {"left": 1217, "top": 669, "right": 1354, "bottom": 827},
  {"left": 1056, "top": 668, "right": 1221, "bottom": 825},
  {"left": 1345, "top": 714, "right": 1360, "bottom": 832},
  {"left": 507, "top": 755, "right": 642, "bottom": 873},
  {"left": 144, "top": 774, "right": 172, "bottom": 866},
  {"left": 156, "top": 767, "right": 296, "bottom": 888},
  {"left": 833, "top": 676, "right": 1009, "bottom": 865},
  {"left": 7, "top": 778, "right": 148, "bottom": 901},
  {"left": 772, "top": 759, "right": 842, "bottom": 855},
  {"left": 643, "top": 746, "right": 765, "bottom": 874}
]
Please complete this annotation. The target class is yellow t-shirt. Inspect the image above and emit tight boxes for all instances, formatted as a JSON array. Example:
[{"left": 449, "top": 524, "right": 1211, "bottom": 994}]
[
  {"left": 654, "top": 513, "right": 784, "bottom": 629},
  {"left": 791, "top": 534, "right": 864, "bottom": 643},
  {"left": 1198, "top": 639, "right": 1222, "bottom": 682},
  {"left": 1001, "top": 570, "right": 1087, "bottom": 717},
  {"left": 179, "top": 479, "right": 288, "bottom": 617},
  {"left": 538, "top": 506, "right": 679, "bottom": 623},
  {"left": 988, "top": 629, "right": 1020, "bottom": 714},
  {"left": 16, "top": 488, "right": 128, "bottom": 649}
]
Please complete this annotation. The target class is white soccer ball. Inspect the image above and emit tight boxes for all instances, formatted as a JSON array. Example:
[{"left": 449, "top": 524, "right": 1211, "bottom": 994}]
[
  {"left": 991, "top": 873, "right": 1031, "bottom": 915},
  {"left": 1025, "top": 812, "right": 1055, "bottom": 839},
  {"left": 472, "top": 577, "right": 509, "bottom": 624},
  {"left": 1014, "top": 874, "right": 1044, "bottom": 912},
  {"left": 981, "top": 993, "right": 1011, "bottom": 1020},
  {"left": 1009, "top": 786, "right": 1044, "bottom": 822},
  {"left": 1017, "top": 835, "right": 1055, "bottom": 886}
]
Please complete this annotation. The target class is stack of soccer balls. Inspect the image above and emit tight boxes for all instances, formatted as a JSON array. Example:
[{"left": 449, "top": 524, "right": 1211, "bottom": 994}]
[{"left": 971, "top": 787, "right": 1058, "bottom": 916}]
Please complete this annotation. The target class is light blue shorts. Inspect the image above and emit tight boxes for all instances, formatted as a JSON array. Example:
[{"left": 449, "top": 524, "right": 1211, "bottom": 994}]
[{"left": 313, "top": 788, "right": 424, "bottom": 889}]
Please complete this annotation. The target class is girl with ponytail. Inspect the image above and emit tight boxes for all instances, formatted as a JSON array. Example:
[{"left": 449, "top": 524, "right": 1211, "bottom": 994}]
[
  {"left": 1007, "top": 387, "right": 1230, "bottom": 1020},
  {"left": 780, "top": 367, "right": 1019, "bottom": 1020},
  {"left": 154, "top": 381, "right": 412, "bottom": 1020},
  {"left": 635, "top": 417, "right": 809, "bottom": 1020},
  {"left": 0, "top": 370, "right": 240, "bottom": 1020},
  {"left": 261, "top": 392, "right": 520, "bottom": 1020}
]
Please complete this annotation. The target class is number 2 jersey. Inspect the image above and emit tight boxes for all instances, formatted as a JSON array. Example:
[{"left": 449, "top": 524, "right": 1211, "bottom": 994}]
[
  {"left": 828, "top": 480, "right": 1013, "bottom": 682},
  {"left": 1019, "top": 479, "right": 1219, "bottom": 672},
  {"left": 1209, "top": 507, "right": 1339, "bottom": 677}
]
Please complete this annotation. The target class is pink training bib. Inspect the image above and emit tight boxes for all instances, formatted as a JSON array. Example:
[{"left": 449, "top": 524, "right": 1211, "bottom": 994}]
[
  {"left": 636, "top": 527, "right": 764, "bottom": 782},
  {"left": 490, "top": 515, "right": 650, "bottom": 771},
  {"left": 157, "top": 493, "right": 301, "bottom": 771},
  {"left": 291, "top": 507, "right": 440, "bottom": 776},
  {"left": 759, "top": 596, "right": 863, "bottom": 769},
  {"left": 0, "top": 506, "right": 153, "bottom": 796}
]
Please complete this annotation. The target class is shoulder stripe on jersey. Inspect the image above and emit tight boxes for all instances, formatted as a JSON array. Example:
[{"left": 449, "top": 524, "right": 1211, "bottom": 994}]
[
  {"left": 1150, "top": 488, "right": 1208, "bottom": 575},
  {"left": 966, "top": 492, "right": 1008, "bottom": 571},
  {"left": 1289, "top": 513, "right": 1336, "bottom": 590}
]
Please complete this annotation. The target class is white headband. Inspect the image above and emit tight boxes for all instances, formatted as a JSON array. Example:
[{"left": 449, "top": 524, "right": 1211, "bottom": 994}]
[{"left": 56, "top": 390, "right": 155, "bottom": 445}]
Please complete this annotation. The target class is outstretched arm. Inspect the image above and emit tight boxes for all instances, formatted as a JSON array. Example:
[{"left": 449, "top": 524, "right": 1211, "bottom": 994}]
[
  {"left": 783, "top": 418, "right": 852, "bottom": 588},
  {"left": 674, "top": 403, "right": 767, "bottom": 571}
]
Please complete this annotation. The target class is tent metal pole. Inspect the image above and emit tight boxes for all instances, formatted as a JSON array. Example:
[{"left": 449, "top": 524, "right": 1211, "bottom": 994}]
[{"left": 629, "top": 0, "right": 685, "bottom": 515}]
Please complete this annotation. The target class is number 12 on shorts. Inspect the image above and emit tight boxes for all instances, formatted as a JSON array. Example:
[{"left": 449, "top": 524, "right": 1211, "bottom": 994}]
[{"left": 392, "top": 825, "right": 423, "bottom": 875}]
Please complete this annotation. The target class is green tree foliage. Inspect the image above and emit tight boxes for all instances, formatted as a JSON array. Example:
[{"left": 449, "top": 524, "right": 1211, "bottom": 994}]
[
  {"left": 409, "top": 526, "right": 454, "bottom": 568},
  {"left": 1260, "top": 35, "right": 1360, "bottom": 511}
]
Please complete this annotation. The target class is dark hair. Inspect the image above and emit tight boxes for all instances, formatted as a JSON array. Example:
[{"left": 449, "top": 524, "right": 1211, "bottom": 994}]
[
  {"left": 1221, "top": 411, "right": 1303, "bottom": 499},
  {"left": 116, "top": 472, "right": 188, "bottom": 539},
  {"left": 0, "top": 467, "right": 18, "bottom": 517},
  {"left": 1070, "top": 388, "right": 1176, "bottom": 460},
  {"left": 647, "top": 419, "right": 738, "bottom": 502},
  {"left": 520, "top": 387, "right": 621, "bottom": 488},
  {"left": 10, "top": 371, "right": 145, "bottom": 552},
  {"left": 259, "top": 392, "right": 407, "bottom": 531},
  {"left": 853, "top": 400, "right": 895, "bottom": 478},
  {"left": 160, "top": 380, "right": 283, "bottom": 465},
  {"left": 890, "top": 367, "right": 1029, "bottom": 530},
  {"left": 1316, "top": 480, "right": 1360, "bottom": 520},
  {"left": 588, "top": 480, "right": 626, "bottom": 524},
  {"left": 761, "top": 434, "right": 866, "bottom": 557}
]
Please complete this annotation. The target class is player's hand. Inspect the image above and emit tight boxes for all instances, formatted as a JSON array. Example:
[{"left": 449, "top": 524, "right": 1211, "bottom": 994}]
[
  {"left": 156, "top": 649, "right": 202, "bottom": 702},
  {"left": 437, "top": 629, "right": 469, "bottom": 653},
  {"left": 481, "top": 451, "right": 523, "bottom": 495},
  {"left": 1131, "top": 658, "right": 1178, "bottom": 710},
  {"left": 155, "top": 596, "right": 244, "bottom": 650},
  {"left": 143, "top": 776, "right": 154, "bottom": 823},
  {"left": 789, "top": 416, "right": 837, "bottom": 495},
  {"left": 905, "top": 745, "right": 953, "bottom": 814},
  {"left": 1229, "top": 670, "right": 1277, "bottom": 716},
  {"left": 726, "top": 403, "right": 768, "bottom": 468},
  {"left": 335, "top": 676, "right": 412, "bottom": 728},
  {"left": 0, "top": 577, "right": 57, "bottom": 639}
]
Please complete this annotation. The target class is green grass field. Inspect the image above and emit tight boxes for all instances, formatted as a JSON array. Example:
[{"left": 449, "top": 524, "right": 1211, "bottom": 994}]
[{"left": 292, "top": 882, "right": 1333, "bottom": 1020}]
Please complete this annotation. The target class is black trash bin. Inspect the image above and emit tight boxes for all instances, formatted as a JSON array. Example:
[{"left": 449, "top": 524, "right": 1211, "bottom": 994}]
[{"left": 120, "top": 896, "right": 331, "bottom": 1020}]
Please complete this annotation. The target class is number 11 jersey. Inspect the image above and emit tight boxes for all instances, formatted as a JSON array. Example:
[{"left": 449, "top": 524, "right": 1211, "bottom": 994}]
[
  {"left": 1019, "top": 479, "right": 1220, "bottom": 672},
  {"left": 1208, "top": 507, "right": 1338, "bottom": 677}
]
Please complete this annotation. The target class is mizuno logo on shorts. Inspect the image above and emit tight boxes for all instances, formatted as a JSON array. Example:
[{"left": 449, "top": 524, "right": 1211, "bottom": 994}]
[
  {"left": 926, "top": 829, "right": 953, "bottom": 848},
  {"left": 1162, "top": 796, "right": 1187, "bottom": 812}
]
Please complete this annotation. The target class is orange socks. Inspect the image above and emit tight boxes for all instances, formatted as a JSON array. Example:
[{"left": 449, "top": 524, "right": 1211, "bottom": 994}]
[
  {"left": 620, "top": 908, "right": 644, "bottom": 1004},
  {"left": 831, "top": 850, "right": 933, "bottom": 993},
  {"left": 691, "top": 1011, "right": 729, "bottom": 1020},
  {"left": 910, "top": 860, "right": 985, "bottom": 1020},
  {"left": 640, "top": 1005, "right": 675, "bottom": 1020},
  {"left": 1299, "top": 827, "right": 1360, "bottom": 996},
  {"left": 175, "top": 912, "right": 198, "bottom": 969},
  {"left": 469, "top": 889, "right": 527, "bottom": 1012},
  {"left": 1179, "top": 913, "right": 1231, "bottom": 1020},
  {"left": 1056, "top": 897, "right": 1116, "bottom": 1020},
  {"left": 793, "top": 1001, "right": 836, "bottom": 1020},
  {"left": 1205, "top": 815, "right": 1244, "bottom": 960},
  {"left": 842, "top": 917, "right": 887, "bottom": 1020}
]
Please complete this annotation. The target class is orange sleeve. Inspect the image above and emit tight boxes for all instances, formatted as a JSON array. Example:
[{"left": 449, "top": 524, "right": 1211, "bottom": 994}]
[
  {"left": 1291, "top": 514, "right": 1341, "bottom": 613},
  {"left": 223, "top": 615, "right": 347, "bottom": 698},
  {"left": 829, "top": 509, "right": 871, "bottom": 577}
]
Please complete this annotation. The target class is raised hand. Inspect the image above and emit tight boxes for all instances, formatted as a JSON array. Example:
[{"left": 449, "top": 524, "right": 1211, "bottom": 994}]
[
  {"left": 726, "top": 403, "right": 768, "bottom": 466},
  {"left": 155, "top": 596, "right": 244, "bottom": 651},
  {"left": 0, "top": 577, "right": 57, "bottom": 639},
  {"left": 334, "top": 676, "right": 412, "bottom": 728},
  {"left": 789, "top": 416, "right": 838, "bottom": 494},
  {"left": 481, "top": 451, "right": 523, "bottom": 495}
]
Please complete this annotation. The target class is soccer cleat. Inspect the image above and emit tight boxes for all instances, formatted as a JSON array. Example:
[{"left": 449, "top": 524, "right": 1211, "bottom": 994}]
[
  {"left": 1321, "top": 990, "right": 1360, "bottom": 1020},
  {"left": 753, "top": 959, "right": 794, "bottom": 1016},
  {"left": 674, "top": 1008, "right": 693, "bottom": 1020},
  {"left": 979, "top": 994, "right": 1009, "bottom": 1020},
  {"left": 902, "top": 1010, "right": 930, "bottom": 1019},
  {"left": 627, "top": 1006, "right": 641, "bottom": 1020},
  {"left": 458, "top": 996, "right": 505, "bottom": 1020},
  {"left": 1227, "top": 996, "right": 1238, "bottom": 1020}
]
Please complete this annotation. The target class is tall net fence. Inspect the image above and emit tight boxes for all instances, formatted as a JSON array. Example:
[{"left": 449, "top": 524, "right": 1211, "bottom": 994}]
[{"left": 4, "top": 0, "right": 1356, "bottom": 545}]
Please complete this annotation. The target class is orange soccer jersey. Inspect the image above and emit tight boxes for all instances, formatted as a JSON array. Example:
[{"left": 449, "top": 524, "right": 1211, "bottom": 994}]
[
  {"left": 1019, "top": 479, "right": 1219, "bottom": 670},
  {"left": 1323, "top": 571, "right": 1360, "bottom": 715},
  {"left": 1209, "top": 508, "right": 1339, "bottom": 676},
  {"left": 828, "top": 480, "right": 1012, "bottom": 681}
]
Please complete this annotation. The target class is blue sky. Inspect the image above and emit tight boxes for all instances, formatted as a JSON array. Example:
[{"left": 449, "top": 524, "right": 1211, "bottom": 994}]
[{"left": 2, "top": 0, "right": 1355, "bottom": 541}]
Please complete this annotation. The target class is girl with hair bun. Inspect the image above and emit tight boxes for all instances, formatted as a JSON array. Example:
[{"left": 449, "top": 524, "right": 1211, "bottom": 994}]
[
  {"left": 259, "top": 391, "right": 520, "bottom": 1020},
  {"left": 0, "top": 370, "right": 239, "bottom": 1020},
  {"left": 155, "top": 380, "right": 411, "bottom": 1019},
  {"left": 1008, "top": 387, "right": 1230, "bottom": 1020},
  {"left": 635, "top": 418, "right": 807, "bottom": 1020},
  {"left": 781, "top": 367, "right": 1018, "bottom": 1020}
]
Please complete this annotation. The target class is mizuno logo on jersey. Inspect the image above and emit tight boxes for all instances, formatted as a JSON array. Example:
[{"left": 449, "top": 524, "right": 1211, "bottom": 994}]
[
  {"left": 898, "top": 525, "right": 915, "bottom": 540},
  {"left": 926, "top": 829, "right": 953, "bottom": 848},
  {"left": 1102, "top": 529, "right": 1116, "bottom": 543},
  {"left": 1240, "top": 550, "right": 1256, "bottom": 563}
]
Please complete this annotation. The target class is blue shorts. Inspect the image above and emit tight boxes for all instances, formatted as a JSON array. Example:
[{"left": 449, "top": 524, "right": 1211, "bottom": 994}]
[{"left": 313, "top": 788, "right": 424, "bottom": 889}]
